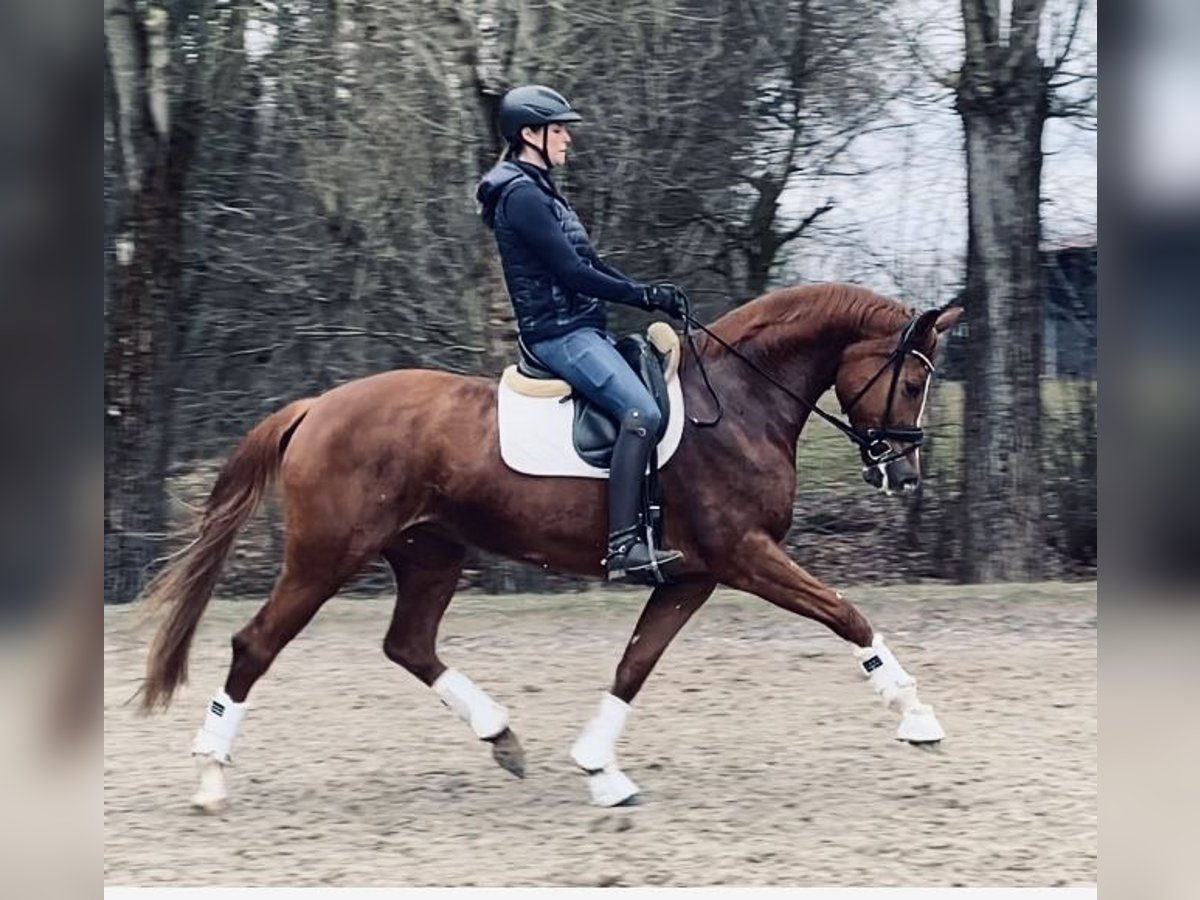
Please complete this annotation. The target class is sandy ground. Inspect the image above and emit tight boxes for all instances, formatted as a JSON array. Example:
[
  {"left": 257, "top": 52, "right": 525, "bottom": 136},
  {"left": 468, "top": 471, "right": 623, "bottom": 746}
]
[{"left": 105, "top": 581, "right": 1095, "bottom": 888}]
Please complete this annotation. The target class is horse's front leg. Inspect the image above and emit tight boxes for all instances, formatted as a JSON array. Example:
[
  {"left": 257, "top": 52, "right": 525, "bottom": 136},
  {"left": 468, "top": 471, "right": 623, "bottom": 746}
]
[
  {"left": 571, "top": 575, "right": 717, "bottom": 806},
  {"left": 720, "top": 532, "right": 944, "bottom": 745}
]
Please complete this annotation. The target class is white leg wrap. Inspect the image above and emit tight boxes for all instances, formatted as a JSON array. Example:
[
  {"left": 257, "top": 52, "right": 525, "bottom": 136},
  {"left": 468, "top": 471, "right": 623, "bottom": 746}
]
[
  {"left": 854, "top": 634, "right": 917, "bottom": 712},
  {"left": 191, "top": 690, "right": 247, "bottom": 764},
  {"left": 432, "top": 668, "right": 509, "bottom": 740},
  {"left": 853, "top": 635, "right": 944, "bottom": 742},
  {"left": 570, "top": 692, "right": 630, "bottom": 772}
]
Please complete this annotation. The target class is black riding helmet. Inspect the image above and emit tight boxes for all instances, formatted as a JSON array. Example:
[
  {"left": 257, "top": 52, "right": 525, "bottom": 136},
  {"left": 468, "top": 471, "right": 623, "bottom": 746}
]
[{"left": 499, "top": 85, "right": 582, "bottom": 169}]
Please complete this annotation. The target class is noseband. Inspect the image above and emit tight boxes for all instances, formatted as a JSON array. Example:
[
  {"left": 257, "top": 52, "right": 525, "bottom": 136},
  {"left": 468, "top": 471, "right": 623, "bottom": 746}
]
[{"left": 679, "top": 293, "right": 935, "bottom": 469}]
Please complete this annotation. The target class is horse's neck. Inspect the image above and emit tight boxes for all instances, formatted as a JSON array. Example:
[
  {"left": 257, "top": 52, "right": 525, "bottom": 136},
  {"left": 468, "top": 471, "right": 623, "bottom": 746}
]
[
  {"left": 761, "top": 331, "right": 845, "bottom": 446},
  {"left": 704, "top": 320, "right": 849, "bottom": 449},
  {"left": 702, "top": 288, "right": 910, "bottom": 449}
]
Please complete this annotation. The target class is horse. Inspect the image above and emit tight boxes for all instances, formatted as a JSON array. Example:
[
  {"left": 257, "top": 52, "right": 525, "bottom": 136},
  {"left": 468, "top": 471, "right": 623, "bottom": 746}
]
[{"left": 137, "top": 282, "right": 962, "bottom": 810}]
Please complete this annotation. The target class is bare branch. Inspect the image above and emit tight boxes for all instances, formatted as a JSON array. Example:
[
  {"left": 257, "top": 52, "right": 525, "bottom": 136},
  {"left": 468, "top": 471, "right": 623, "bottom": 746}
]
[
  {"left": 1007, "top": 0, "right": 1047, "bottom": 71},
  {"left": 778, "top": 199, "right": 836, "bottom": 246},
  {"left": 898, "top": 21, "right": 958, "bottom": 91},
  {"left": 1047, "top": 88, "right": 1097, "bottom": 121},
  {"left": 1049, "top": 71, "right": 1096, "bottom": 89},
  {"left": 103, "top": 0, "right": 144, "bottom": 194},
  {"left": 1051, "top": 0, "right": 1089, "bottom": 76},
  {"left": 145, "top": 7, "right": 170, "bottom": 139},
  {"left": 962, "top": 0, "right": 1001, "bottom": 64}
]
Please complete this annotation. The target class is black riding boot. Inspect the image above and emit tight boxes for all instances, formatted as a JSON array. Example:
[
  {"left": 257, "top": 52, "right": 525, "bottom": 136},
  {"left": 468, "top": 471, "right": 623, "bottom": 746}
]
[{"left": 604, "top": 410, "right": 683, "bottom": 584}]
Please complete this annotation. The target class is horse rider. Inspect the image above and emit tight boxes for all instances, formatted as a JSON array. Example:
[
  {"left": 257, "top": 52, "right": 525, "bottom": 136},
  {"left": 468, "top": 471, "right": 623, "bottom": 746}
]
[{"left": 476, "top": 84, "right": 686, "bottom": 584}]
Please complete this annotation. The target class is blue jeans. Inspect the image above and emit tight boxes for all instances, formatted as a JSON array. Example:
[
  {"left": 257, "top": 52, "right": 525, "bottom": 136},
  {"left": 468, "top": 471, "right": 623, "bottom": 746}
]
[{"left": 528, "top": 328, "right": 662, "bottom": 434}]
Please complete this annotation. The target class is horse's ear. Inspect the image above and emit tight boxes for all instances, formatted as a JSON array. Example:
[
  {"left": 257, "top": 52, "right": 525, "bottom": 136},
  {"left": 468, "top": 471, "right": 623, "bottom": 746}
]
[
  {"left": 934, "top": 305, "right": 964, "bottom": 333},
  {"left": 906, "top": 304, "right": 963, "bottom": 347},
  {"left": 908, "top": 307, "right": 942, "bottom": 343}
]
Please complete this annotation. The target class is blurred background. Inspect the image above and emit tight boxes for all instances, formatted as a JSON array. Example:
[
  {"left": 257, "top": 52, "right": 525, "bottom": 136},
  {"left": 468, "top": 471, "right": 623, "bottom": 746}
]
[
  {"left": 0, "top": 0, "right": 1187, "bottom": 894},
  {"left": 100, "top": 0, "right": 1098, "bottom": 603}
]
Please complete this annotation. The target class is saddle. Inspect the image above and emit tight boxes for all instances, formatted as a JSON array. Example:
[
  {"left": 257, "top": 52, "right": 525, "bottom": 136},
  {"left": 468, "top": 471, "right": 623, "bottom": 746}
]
[{"left": 503, "top": 323, "right": 681, "bottom": 469}]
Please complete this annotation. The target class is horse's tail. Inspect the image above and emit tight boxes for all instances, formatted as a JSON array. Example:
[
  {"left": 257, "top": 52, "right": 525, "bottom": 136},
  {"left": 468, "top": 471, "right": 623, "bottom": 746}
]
[{"left": 138, "top": 398, "right": 314, "bottom": 714}]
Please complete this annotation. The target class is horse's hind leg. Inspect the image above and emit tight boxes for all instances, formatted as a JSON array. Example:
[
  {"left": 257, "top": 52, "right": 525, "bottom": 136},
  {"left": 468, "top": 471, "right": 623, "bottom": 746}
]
[
  {"left": 381, "top": 529, "right": 524, "bottom": 778},
  {"left": 571, "top": 576, "right": 716, "bottom": 806},
  {"left": 190, "top": 549, "right": 362, "bottom": 813},
  {"left": 720, "top": 531, "right": 945, "bottom": 746}
]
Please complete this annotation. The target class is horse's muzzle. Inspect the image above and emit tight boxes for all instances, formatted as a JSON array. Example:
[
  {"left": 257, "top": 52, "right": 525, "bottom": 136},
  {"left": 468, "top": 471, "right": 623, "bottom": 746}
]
[{"left": 863, "top": 457, "right": 920, "bottom": 494}]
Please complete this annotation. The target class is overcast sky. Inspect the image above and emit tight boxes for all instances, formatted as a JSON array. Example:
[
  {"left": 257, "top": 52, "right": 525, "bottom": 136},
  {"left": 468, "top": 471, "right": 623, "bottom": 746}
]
[{"left": 779, "top": 0, "right": 1098, "bottom": 304}]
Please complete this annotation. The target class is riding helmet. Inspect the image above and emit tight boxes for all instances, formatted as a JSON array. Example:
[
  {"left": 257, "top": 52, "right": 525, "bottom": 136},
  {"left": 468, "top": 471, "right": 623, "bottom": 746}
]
[{"left": 499, "top": 85, "right": 582, "bottom": 142}]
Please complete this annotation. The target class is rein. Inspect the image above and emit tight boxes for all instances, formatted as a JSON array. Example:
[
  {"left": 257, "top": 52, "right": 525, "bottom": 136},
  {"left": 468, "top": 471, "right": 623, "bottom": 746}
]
[{"left": 678, "top": 291, "right": 933, "bottom": 467}]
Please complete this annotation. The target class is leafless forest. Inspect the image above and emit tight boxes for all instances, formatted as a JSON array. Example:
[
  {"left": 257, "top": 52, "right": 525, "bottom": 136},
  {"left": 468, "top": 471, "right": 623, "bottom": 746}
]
[{"left": 103, "top": 1, "right": 1096, "bottom": 601}]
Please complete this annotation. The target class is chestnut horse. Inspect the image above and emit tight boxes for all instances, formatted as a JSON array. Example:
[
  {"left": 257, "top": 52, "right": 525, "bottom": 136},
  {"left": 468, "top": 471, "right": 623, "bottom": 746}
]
[{"left": 139, "top": 283, "right": 962, "bottom": 810}]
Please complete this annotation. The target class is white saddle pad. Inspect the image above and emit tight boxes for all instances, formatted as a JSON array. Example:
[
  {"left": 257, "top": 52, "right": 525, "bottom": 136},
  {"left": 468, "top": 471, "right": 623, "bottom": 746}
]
[{"left": 497, "top": 378, "right": 686, "bottom": 479}]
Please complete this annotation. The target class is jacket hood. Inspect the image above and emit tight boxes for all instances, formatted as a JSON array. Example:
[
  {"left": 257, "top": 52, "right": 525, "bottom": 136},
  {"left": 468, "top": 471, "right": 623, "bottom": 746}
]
[
  {"left": 476, "top": 160, "right": 560, "bottom": 229},
  {"left": 476, "top": 161, "right": 527, "bottom": 229}
]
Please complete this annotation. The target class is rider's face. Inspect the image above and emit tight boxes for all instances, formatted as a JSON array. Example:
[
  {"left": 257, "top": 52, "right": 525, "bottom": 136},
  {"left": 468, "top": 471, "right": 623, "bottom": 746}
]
[
  {"left": 545, "top": 124, "right": 571, "bottom": 166},
  {"left": 523, "top": 124, "right": 572, "bottom": 167}
]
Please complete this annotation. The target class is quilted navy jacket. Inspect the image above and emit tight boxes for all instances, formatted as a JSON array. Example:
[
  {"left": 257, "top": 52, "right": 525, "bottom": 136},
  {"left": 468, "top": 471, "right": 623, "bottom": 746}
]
[{"left": 476, "top": 160, "right": 646, "bottom": 344}]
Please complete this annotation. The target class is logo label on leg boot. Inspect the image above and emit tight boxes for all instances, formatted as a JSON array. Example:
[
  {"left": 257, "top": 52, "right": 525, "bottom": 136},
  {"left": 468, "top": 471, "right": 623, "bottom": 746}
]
[{"left": 862, "top": 655, "right": 883, "bottom": 674}]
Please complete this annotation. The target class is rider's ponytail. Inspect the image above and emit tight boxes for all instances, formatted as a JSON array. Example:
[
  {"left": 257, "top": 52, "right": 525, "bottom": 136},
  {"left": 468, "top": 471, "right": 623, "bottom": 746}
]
[{"left": 492, "top": 141, "right": 514, "bottom": 168}]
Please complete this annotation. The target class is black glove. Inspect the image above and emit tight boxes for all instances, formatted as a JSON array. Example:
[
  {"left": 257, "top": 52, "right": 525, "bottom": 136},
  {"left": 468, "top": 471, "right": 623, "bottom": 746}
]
[{"left": 642, "top": 283, "right": 686, "bottom": 320}]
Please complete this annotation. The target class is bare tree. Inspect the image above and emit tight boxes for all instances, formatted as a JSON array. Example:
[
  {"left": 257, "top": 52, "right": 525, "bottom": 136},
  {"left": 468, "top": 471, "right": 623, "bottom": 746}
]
[
  {"left": 945, "top": 0, "right": 1093, "bottom": 581},
  {"left": 732, "top": 0, "right": 905, "bottom": 297},
  {"left": 104, "top": 0, "right": 249, "bottom": 601}
]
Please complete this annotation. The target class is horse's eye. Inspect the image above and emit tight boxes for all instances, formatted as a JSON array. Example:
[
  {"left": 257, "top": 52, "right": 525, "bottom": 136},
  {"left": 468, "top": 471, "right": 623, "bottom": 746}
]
[{"left": 904, "top": 380, "right": 924, "bottom": 400}]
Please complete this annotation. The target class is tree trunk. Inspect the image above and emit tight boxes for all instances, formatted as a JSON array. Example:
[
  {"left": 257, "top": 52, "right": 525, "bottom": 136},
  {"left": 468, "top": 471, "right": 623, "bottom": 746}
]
[
  {"left": 104, "top": 188, "right": 187, "bottom": 602},
  {"left": 955, "top": 5, "right": 1050, "bottom": 581},
  {"left": 104, "top": 3, "right": 204, "bottom": 601}
]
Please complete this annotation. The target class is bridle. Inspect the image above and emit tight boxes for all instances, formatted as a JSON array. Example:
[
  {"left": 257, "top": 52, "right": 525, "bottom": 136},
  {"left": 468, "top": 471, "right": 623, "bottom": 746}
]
[
  {"left": 677, "top": 290, "right": 937, "bottom": 469},
  {"left": 839, "top": 315, "right": 936, "bottom": 466}
]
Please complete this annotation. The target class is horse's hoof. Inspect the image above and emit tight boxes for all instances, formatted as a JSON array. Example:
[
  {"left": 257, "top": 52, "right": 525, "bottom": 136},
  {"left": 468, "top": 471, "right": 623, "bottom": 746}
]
[
  {"left": 191, "top": 755, "right": 229, "bottom": 813},
  {"left": 896, "top": 706, "right": 945, "bottom": 743},
  {"left": 908, "top": 739, "right": 942, "bottom": 752},
  {"left": 190, "top": 793, "right": 228, "bottom": 814},
  {"left": 487, "top": 728, "right": 526, "bottom": 779},
  {"left": 583, "top": 765, "right": 640, "bottom": 807}
]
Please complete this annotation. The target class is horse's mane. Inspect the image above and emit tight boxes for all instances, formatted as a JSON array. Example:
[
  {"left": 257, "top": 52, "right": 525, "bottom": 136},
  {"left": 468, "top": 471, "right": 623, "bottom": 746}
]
[{"left": 712, "top": 283, "right": 913, "bottom": 350}]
